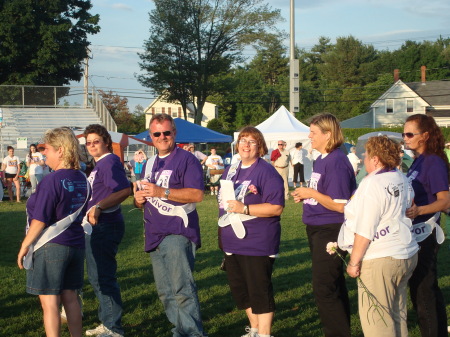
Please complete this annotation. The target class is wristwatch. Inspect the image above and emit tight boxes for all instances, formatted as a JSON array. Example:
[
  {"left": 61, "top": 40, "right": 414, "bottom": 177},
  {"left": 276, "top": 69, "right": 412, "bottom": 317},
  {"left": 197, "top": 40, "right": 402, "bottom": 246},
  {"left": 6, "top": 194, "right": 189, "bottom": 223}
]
[
  {"left": 164, "top": 188, "right": 170, "bottom": 198},
  {"left": 95, "top": 204, "right": 103, "bottom": 211}
]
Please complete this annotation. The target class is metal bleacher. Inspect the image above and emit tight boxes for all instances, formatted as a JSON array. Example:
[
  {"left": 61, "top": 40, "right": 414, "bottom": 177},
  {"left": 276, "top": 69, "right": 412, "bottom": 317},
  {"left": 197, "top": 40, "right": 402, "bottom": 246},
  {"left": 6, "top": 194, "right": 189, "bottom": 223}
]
[
  {"left": 0, "top": 107, "right": 102, "bottom": 159},
  {"left": 0, "top": 85, "right": 117, "bottom": 159}
]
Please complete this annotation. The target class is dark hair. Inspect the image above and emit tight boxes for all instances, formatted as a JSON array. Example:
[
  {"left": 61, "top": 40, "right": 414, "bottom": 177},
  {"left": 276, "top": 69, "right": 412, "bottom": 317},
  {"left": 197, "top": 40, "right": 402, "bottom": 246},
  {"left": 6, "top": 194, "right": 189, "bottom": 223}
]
[
  {"left": 295, "top": 142, "right": 302, "bottom": 148},
  {"left": 149, "top": 113, "right": 177, "bottom": 133},
  {"left": 406, "top": 114, "right": 449, "bottom": 178},
  {"left": 7, "top": 146, "right": 14, "bottom": 151},
  {"left": 309, "top": 113, "right": 344, "bottom": 153},
  {"left": 28, "top": 143, "right": 37, "bottom": 158},
  {"left": 235, "top": 126, "right": 268, "bottom": 157},
  {"left": 405, "top": 114, "right": 448, "bottom": 163},
  {"left": 365, "top": 136, "right": 401, "bottom": 170},
  {"left": 83, "top": 124, "right": 113, "bottom": 153}
]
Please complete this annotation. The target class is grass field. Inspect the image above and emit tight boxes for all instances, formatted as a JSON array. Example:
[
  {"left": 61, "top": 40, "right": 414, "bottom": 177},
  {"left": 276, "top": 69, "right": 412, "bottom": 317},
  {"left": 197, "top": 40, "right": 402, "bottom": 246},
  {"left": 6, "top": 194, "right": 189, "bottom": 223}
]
[{"left": 1, "top": 194, "right": 450, "bottom": 337}]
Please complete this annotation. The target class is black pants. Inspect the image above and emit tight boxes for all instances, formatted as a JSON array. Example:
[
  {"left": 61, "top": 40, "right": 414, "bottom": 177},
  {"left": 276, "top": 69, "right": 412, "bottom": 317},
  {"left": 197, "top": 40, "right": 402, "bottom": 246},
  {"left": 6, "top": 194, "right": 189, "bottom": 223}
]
[
  {"left": 306, "top": 224, "right": 350, "bottom": 337},
  {"left": 409, "top": 231, "right": 448, "bottom": 337},
  {"left": 292, "top": 163, "right": 305, "bottom": 184}
]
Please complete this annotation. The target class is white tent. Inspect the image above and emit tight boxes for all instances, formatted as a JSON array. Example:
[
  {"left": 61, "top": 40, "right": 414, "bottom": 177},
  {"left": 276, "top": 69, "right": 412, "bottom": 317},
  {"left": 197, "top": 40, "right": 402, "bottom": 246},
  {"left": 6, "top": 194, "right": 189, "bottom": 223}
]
[{"left": 233, "top": 105, "right": 313, "bottom": 182}]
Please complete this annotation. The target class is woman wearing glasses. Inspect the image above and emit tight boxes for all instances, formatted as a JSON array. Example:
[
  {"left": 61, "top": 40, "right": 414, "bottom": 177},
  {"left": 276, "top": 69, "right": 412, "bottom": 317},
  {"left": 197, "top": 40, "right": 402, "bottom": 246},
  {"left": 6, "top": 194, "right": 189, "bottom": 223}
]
[
  {"left": 218, "top": 126, "right": 284, "bottom": 337},
  {"left": 292, "top": 114, "right": 356, "bottom": 337},
  {"left": 83, "top": 124, "right": 131, "bottom": 337},
  {"left": 403, "top": 114, "right": 450, "bottom": 336}
]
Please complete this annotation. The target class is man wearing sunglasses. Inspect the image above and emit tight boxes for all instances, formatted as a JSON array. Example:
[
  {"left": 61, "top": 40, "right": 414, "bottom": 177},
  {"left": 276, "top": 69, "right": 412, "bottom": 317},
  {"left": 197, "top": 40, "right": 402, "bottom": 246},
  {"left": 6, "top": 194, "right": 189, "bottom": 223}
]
[
  {"left": 134, "top": 113, "right": 208, "bottom": 337},
  {"left": 271, "top": 140, "right": 291, "bottom": 199}
]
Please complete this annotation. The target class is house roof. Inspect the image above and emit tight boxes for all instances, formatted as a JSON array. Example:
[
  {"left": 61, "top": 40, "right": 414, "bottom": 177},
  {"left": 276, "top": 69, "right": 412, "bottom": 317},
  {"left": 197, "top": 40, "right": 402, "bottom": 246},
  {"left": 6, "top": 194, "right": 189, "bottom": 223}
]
[{"left": 405, "top": 80, "right": 450, "bottom": 106}]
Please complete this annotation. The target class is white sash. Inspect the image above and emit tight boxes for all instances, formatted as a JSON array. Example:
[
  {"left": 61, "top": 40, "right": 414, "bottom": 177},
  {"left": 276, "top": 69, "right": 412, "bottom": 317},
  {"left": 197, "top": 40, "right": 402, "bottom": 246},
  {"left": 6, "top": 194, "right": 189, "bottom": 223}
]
[
  {"left": 412, "top": 213, "right": 445, "bottom": 244},
  {"left": 23, "top": 179, "right": 90, "bottom": 270},
  {"left": 143, "top": 153, "right": 196, "bottom": 228},
  {"left": 218, "top": 213, "right": 256, "bottom": 239},
  {"left": 218, "top": 161, "right": 257, "bottom": 238}
]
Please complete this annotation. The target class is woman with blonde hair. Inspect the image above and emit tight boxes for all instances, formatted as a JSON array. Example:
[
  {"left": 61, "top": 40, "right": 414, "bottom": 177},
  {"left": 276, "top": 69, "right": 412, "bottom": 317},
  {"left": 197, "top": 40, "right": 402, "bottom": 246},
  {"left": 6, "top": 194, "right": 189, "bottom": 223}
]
[
  {"left": 339, "top": 136, "right": 418, "bottom": 336},
  {"left": 292, "top": 113, "right": 356, "bottom": 337},
  {"left": 17, "top": 127, "right": 89, "bottom": 337}
]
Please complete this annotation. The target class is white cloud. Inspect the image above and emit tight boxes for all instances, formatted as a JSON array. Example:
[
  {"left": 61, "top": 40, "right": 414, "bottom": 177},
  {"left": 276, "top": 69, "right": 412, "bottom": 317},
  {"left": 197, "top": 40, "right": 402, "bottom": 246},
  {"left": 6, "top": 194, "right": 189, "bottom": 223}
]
[{"left": 111, "top": 3, "right": 132, "bottom": 11}]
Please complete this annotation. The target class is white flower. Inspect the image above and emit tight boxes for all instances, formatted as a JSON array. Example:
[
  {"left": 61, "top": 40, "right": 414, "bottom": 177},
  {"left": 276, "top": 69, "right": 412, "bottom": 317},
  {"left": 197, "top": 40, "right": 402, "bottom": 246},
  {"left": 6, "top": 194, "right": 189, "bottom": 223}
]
[{"left": 326, "top": 242, "right": 338, "bottom": 255}]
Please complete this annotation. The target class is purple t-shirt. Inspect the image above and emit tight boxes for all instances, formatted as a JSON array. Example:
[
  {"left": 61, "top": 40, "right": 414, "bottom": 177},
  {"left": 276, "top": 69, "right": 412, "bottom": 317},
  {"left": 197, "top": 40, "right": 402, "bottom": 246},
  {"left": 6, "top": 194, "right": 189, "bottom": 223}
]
[
  {"left": 87, "top": 153, "right": 130, "bottom": 222},
  {"left": 26, "top": 169, "right": 89, "bottom": 248},
  {"left": 142, "top": 147, "right": 204, "bottom": 252},
  {"left": 303, "top": 149, "right": 356, "bottom": 226},
  {"left": 407, "top": 153, "right": 449, "bottom": 224},
  {"left": 218, "top": 159, "right": 285, "bottom": 256}
]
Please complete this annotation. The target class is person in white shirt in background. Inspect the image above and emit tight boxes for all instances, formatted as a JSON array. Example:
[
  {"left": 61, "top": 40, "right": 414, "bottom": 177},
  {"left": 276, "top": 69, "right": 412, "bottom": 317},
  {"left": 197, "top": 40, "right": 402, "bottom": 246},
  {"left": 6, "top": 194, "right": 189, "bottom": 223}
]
[
  {"left": 291, "top": 142, "right": 307, "bottom": 188},
  {"left": 2, "top": 146, "right": 21, "bottom": 202},
  {"left": 26, "top": 144, "right": 45, "bottom": 194},
  {"left": 205, "top": 147, "right": 224, "bottom": 195},
  {"left": 346, "top": 146, "right": 361, "bottom": 176}
]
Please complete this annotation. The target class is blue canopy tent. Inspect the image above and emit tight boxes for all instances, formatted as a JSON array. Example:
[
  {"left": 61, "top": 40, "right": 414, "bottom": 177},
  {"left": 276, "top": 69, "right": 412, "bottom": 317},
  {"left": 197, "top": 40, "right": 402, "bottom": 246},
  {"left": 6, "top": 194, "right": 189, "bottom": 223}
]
[{"left": 134, "top": 118, "right": 232, "bottom": 143}]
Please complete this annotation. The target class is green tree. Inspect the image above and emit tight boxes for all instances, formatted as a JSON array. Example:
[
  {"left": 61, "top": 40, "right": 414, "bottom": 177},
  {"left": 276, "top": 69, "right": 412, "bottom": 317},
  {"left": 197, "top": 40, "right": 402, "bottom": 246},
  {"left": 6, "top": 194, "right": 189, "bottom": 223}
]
[
  {"left": 0, "top": 0, "right": 100, "bottom": 85},
  {"left": 138, "top": 0, "right": 282, "bottom": 125},
  {"left": 249, "top": 34, "right": 289, "bottom": 114},
  {"left": 319, "top": 36, "right": 379, "bottom": 87}
]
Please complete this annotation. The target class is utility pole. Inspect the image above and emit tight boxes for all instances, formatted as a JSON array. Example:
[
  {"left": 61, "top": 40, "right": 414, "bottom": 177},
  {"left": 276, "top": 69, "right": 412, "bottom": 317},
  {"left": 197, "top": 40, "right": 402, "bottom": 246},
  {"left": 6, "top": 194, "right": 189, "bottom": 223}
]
[
  {"left": 289, "top": 0, "right": 299, "bottom": 115},
  {"left": 83, "top": 48, "right": 92, "bottom": 108}
]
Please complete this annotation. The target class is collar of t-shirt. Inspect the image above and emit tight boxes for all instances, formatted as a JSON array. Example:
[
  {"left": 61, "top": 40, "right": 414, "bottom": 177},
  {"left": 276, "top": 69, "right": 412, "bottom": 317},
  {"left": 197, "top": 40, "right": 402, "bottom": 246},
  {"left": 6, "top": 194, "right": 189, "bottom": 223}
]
[{"left": 96, "top": 152, "right": 112, "bottom": 162}]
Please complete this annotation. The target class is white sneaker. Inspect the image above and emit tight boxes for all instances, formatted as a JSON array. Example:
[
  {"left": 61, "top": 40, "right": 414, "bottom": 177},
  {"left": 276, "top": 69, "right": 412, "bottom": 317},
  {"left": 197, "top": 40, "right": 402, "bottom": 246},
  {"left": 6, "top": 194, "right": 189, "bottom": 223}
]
[
  {"left": 97, "top": 327, "right": 124, "bottom": 337},
  {"left": 241, "top": 326, "right": 258, "bottom": 337},
  {"left": 86, "top": 324, "right": 107, "bottom": 336},
  {"left": 214, "top": 190, "right": 218, "bottom": 195},
  {"left": 210, "top": 191, "right": 214, "bottom": 195}
]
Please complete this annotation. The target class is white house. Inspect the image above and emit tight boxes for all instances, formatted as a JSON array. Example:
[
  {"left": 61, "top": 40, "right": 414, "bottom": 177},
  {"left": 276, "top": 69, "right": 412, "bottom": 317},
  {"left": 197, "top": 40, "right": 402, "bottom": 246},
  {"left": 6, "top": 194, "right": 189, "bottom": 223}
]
[
  {"left": 342, "top": 66, "right": 450, "bottom": 128},
  {"left": 144, "top": 95, "right": 218, "bottom": 127}
]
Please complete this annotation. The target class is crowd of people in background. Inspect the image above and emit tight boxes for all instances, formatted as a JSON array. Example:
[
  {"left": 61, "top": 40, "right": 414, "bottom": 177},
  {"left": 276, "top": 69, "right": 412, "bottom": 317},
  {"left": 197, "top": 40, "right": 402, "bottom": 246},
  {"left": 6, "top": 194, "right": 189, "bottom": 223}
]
[{"left": 7, "top": 112, "right": 450, "bottom": 337}]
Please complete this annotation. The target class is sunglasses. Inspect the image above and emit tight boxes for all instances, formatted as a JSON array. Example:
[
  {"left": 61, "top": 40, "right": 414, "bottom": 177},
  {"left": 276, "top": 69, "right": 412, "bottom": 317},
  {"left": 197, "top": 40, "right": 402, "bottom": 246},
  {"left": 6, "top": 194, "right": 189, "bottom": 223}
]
[
  {"left": 278, "top": 143, "right": 284, "bottom": 146},
  {"left": 86, "top": 139, "right": 101, "bottom": 146},
  {"left": 402, "top": 132, "right": 421, "bottom": 139},
  {"left": 152, "top": 130, "right": 172, "bottom": 137}
]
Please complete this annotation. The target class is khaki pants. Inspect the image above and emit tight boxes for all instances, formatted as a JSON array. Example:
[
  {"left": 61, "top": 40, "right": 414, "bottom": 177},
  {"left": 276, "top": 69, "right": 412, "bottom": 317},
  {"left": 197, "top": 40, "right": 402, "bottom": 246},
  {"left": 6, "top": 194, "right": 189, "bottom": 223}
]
[
  {"left": 275, "top": 166, "right": 289, "bottom": 198},
  {"left": 359, "top": 254, "right": 418, "bottom": 337}
]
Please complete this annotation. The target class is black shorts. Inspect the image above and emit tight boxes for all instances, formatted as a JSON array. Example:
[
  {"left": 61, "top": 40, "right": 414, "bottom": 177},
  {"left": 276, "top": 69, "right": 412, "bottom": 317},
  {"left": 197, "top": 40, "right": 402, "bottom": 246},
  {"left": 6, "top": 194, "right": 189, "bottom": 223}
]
[
  {"left": 5, "top": 173, "right": 17, "bottom": 179},
  {"left": 225, "top": 254, "right": 275, "bottom": 314}
]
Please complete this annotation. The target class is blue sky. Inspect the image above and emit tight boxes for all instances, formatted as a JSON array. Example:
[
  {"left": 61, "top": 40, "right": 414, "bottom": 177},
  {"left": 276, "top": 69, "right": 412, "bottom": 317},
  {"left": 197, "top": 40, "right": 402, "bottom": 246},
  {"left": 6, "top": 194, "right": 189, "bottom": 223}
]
[{"left": 72, "top": 0, "right": 450, "bottom": 109}]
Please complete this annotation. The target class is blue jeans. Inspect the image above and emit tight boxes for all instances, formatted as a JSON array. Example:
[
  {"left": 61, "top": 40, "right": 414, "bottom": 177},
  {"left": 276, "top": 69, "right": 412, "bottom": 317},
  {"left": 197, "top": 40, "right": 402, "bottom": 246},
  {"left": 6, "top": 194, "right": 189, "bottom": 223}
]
[
  {"left": 86, "top": 219, "right": 125, "bottom": 335},
  {"left": 150, "top": 235, "right": 207, "bottom": 337}
]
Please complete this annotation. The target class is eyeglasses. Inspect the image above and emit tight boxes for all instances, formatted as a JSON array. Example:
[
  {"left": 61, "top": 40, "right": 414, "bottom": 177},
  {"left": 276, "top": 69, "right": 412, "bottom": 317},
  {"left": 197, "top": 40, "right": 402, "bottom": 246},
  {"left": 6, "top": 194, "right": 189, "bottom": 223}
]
[
  {"left": 402, "top": 132, "right": 421, "bottom": 139},
  {"left": 278, "top": 143, "right": 284, "bottom": 146},
  {"left": 239, "top": 139, "right": 257, "bottom": 146},
  {"left": 86, "top": 140, "right": 101, "bottom": 146},
  {"left": 152, "top": 130, "right": 172, "bottom": 138}
]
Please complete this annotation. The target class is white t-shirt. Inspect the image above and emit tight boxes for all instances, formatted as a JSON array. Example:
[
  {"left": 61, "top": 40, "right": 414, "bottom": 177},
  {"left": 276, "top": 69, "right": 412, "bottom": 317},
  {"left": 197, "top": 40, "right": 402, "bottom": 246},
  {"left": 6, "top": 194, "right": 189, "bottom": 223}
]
[
  {"left": 205, "top": 154, "right": 224, "bottom": 170},
  {"left": 27, "top": 152, "right": 44, "bottom": 175},
  {"left": 291, "top": 148, "right": 306, "bottom": 165},
  {"left": 339, "top": 169, "right": 419, "bottom": 260},
  {"left": 2, "top": 155, "right": 20, "bottom": 175}
]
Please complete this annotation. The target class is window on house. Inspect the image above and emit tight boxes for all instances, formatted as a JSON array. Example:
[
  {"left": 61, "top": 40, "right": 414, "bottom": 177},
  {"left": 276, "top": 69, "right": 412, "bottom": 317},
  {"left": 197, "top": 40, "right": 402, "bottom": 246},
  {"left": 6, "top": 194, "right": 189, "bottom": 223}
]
[
  {"left": 151, "top": 107, "right": 155, "bottom": 115},
  {"left": 406, "top": 100, "right": 414, "bottom": 113},
  {"left": 161, "top": 107, "right": 165, "bottom": 113},
  {"left": 178, "top": 107, "right": 182, "bottom": 117},
  {"left": 386, "top": 99, "right": 394, "bottom": 114}
]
